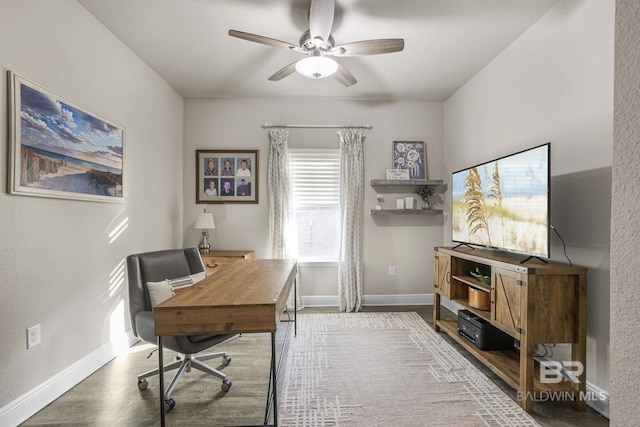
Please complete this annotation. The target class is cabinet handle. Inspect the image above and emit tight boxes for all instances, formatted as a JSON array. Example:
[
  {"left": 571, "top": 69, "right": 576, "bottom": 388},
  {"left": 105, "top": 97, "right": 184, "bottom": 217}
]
[
  {"left": 490, "top": 287, "right": 494, "bottom": 304},
  {"left": 446, "top": 271, "right": 450, "bottom": 284},
  {"left": 206, "top": 263, "right": 218, "bottom": 268}
]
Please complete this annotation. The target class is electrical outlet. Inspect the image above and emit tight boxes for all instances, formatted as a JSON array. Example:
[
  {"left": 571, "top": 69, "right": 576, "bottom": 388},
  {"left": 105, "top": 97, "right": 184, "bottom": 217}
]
[
  {"left": 388, "top": 266, "right": 396, "bottom": 276},
  {"left": 27, "top": 324, "right": 41, "bottom": 349}
]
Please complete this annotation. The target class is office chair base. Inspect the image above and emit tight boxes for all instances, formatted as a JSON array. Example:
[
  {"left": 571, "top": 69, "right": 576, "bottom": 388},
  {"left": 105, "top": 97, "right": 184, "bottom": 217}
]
[{"left": 137, "top": 351, "right": 231, "bottom": 399}]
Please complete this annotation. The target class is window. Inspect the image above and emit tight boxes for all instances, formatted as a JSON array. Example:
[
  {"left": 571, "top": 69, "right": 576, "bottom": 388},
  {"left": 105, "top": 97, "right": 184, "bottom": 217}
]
[{"left": 289, "top": 149, "right": 340, "bottom": 262}]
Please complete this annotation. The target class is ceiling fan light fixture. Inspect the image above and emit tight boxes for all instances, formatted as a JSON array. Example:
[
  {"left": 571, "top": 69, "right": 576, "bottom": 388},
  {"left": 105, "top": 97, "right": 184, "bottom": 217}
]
[
  {"left": 295, "top": 54, "right": 338, "bottom": 79},
  {"left": 229, "top": 0, "right": 404, "bottom": 87}
]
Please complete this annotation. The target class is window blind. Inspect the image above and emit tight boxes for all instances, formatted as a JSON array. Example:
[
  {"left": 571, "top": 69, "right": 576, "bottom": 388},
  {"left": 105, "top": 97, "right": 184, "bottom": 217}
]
[{"left": 289, "top": 149, "right": 340, "bottom": 210}]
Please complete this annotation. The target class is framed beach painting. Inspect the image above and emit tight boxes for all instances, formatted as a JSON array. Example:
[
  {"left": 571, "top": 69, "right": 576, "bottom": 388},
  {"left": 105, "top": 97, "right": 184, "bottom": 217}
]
[
  {"left": 196, "top": 149, "right": 258, "bottom": 204},
  {"left": 392, "top": 141, "right": 428, "bottom": 180},
  {"left": 7, "top": 71, "right": 125, "bottom": 202}
]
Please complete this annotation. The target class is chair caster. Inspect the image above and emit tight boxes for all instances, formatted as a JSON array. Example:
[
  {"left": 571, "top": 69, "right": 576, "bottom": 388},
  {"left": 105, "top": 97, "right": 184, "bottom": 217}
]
[
  {"left": 137, "top": 378, "right": 148, "bottom": 391},
  {"left": 222, "top": 355, "right": 231, "bottom": 365},
  {"left": 221, "top": 379, "right": 232, "bottom": 392},
  {"left": 164, "top": 398, "right": 175, "bottom": 412}
]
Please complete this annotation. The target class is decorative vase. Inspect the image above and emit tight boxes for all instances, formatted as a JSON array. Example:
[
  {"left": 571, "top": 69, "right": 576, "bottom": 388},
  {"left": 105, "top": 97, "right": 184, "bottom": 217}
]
[{"left": 422, "top": 199, "right": 432, "bottom": 210}]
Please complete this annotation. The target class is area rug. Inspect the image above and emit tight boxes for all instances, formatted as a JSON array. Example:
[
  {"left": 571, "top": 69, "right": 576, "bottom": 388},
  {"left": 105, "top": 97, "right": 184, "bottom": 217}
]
[{"left": 279, "top": 312, "right": 540, "bottom": 427}]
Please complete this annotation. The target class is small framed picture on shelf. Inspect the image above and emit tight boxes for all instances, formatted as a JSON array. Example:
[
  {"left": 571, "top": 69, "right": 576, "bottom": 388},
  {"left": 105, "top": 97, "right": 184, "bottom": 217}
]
[
  {"left": 385, "top": 169, "right": 410, "bottom": 180},
  {"left": 392, "top": 141, "right": 427, "bottom": 180},
  {"left": 196, "top": 149, "right": 258, "bottom": 204}
]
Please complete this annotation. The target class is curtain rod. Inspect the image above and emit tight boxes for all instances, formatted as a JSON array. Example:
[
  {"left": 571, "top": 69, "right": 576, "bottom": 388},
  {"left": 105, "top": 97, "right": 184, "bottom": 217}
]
[{"left": 261, "top": 123, "right": 372, "bottom": 130}]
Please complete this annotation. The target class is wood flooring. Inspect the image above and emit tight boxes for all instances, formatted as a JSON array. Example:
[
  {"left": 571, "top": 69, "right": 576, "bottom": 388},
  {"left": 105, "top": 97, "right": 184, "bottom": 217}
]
[{"left": 21, "top": 306, "right": 608, "bottom": 426}]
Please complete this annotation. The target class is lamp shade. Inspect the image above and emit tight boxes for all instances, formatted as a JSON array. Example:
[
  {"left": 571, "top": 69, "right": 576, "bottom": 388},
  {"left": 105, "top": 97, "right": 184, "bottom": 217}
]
[
  {"left": 195, "top": 212, "right": 215, "bottom": 229},
  {"left": 295, "top": 55, "right": 338, "bottom": 79}
]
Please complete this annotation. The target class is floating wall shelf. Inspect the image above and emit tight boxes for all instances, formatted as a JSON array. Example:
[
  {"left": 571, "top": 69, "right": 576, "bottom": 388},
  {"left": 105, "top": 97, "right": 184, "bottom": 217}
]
[
  {"left": 370, "top": 179, "right": 445, "bottom": 193},
  {"left": 370, "top": 179, "right": 447, "bottom": 216},
  {"left": 371, "top": 209, "right": 443, "bottom": 216}
]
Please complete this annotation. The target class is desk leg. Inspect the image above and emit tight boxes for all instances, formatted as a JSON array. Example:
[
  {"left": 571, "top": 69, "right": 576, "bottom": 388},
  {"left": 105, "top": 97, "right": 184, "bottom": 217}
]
[
  {"left": 158, "top": 336, "right": 165, "bottom": 427},
  {"left": 263, "top": 331, "right": 278, "bottom": 426},
  {"left": 271, "top": 332, "right": 278, "bottom": 426},
  {"left": 294, "top": 276, "right": 297, "bottom": 336}
]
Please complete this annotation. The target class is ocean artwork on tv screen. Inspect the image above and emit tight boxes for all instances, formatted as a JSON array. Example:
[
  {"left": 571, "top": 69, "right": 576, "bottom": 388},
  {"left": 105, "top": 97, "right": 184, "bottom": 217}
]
[{"left": 451, "top": 143, "right": 550, "bottom": 258}]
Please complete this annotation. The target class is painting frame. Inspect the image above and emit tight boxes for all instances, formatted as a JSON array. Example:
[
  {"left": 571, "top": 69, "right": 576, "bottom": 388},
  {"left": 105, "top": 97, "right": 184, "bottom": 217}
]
[
  {"left": 392, "top": 141, "right": 428, "bottom": 180},
  {"left": 7, "top": 71, "right": 125, "bottom": 203},
  {"left": 196, "top": 149, "right": 258, "bottom": 204}
]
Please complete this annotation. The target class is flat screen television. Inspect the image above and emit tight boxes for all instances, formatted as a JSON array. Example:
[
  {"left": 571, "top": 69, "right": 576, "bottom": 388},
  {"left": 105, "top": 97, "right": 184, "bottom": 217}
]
[{"left": 451, "top": 143, "right": 550, "bottom": 260}]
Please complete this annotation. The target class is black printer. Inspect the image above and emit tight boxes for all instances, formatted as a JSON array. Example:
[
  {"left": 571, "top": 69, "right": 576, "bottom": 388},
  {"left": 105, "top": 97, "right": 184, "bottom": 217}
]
[{"left": 457, "top": 309, "right": 514, "bottom": 351}]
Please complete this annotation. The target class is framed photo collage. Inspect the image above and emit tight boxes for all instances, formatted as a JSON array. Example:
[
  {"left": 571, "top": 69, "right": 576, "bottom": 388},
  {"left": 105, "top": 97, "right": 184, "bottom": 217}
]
[{"left": 196, "top": 149, "right": 258, "bottom": 204}]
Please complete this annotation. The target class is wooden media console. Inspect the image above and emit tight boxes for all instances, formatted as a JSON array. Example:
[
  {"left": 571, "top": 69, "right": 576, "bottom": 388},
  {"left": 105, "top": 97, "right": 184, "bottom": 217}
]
[{"left": 433, "top": 246, "right": 587, "bottom": 413}]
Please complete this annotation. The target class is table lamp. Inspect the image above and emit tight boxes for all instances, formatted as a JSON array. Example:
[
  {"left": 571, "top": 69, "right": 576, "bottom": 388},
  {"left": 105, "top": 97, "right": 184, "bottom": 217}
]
[{"left": 195, "top": 209, "right": 215, "bottom": 253}]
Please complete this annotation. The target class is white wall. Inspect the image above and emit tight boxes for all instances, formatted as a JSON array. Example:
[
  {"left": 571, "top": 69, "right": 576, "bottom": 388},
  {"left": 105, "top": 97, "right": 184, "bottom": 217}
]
[
  {"left": 0, "top": 1, "right": 184, "bottom": 423},
  {"left": 183, "top": 98, "right": 444, "bottom": 302},
  {"left": 443, "top": 0, "right": 613, "bottom": 405},
  {"left": 611, "top": 0, "right": 640, "bottom": 424}
]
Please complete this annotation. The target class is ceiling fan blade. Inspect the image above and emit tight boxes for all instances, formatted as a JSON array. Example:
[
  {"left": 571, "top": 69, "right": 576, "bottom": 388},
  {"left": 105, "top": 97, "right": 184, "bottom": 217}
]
[
  {"left": 333, "top": 63, "right": 357, "bottom": 87},
  {"left": 331, "top": 39, "right": 405, "bottom": 57},
  {"left": 229, "top": 30, "right": 301, "bottom": 51},
  {"left": 268, "top": 61, "right": 299, "bottom": 81},
  {"left": 309, "top": 0, "right": 335, "bottom": 43}
]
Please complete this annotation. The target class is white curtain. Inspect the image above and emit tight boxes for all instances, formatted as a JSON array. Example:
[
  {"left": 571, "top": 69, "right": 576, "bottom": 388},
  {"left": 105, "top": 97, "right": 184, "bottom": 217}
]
[
  {"left": 267, "top": 128, "right": 302, "bottom": 309},
  {"left": 337, "top": 129, "right": 365, "bottom": 312}
]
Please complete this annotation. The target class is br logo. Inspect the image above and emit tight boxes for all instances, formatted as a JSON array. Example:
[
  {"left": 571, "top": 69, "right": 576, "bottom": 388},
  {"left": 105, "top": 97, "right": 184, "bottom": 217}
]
[{"left": 540, "top": 361, "right": 584, "bottom": 384}]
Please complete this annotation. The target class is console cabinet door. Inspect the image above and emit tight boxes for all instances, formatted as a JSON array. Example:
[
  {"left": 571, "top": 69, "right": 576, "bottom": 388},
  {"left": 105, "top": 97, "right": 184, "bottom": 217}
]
[
  {"left": 491, "top": 267, "right": 524, "bottom": 337},
  {"left": 434, "top": 252, "right": 451, "bottom": 298}
]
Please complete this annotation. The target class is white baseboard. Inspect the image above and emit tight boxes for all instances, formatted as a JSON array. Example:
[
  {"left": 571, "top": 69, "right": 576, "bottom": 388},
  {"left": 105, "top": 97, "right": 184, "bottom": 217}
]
[
  {"left": 364, "top": 293, "right": 433, "bottom": 306},
  {"left": 302, "top": 293, "right": 432, "bottom": 308},
  {"left": 441, "top": 297, "right": 464, "bottom": 314},
  {"left": 0, "top": 330, "right": 137, "bottom": 427},
  {"left": 301, "top": 295, "right": 339, "bottom": 307},
  {"left": 583, "top": 381, "right": 610, "bottom": 419}
]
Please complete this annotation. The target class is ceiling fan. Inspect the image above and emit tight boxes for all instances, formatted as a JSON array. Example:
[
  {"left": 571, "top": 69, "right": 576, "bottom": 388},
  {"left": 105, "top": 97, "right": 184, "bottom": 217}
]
[{"left": 228, "top": 0, "right": 404, "bottom": 87}]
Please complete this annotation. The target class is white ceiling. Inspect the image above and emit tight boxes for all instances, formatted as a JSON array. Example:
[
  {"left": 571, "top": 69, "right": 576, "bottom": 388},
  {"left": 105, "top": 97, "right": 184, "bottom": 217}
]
[{"left": 78, "top": 0, "right": 559, "bottom": 101}]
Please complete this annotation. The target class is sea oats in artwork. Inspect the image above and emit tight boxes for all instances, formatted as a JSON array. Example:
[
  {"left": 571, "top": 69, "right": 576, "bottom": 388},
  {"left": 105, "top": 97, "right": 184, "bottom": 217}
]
[{"left": 451, "top": 144, "right": 550, "bottom": 257}]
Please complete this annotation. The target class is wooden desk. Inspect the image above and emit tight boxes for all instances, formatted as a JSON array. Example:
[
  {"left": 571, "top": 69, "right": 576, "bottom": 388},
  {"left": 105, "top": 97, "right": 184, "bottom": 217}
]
[{"left": 154, "top": 259, "right": 298, "bottom": 426}]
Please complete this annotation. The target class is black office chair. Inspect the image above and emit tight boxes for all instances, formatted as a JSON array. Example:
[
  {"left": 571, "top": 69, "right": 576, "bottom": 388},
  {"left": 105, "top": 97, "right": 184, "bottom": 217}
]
[{"left": 127, "top": 248, "right": 235, "bottom": 409}]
